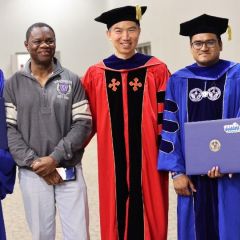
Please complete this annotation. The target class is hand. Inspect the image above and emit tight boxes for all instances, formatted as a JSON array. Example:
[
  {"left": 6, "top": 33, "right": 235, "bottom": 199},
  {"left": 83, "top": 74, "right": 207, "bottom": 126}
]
[
  {"left": 207, "top": 166, "right": 223, "bottom": 178},
  {"left": 42, "top": 170, "right": 63, "bottom": 185},
  {"left": 31, "top": 156, "right": 57, "bottom": 177},
  {"left": 173, "top": 174, "right": 196, "bottom": 196}
]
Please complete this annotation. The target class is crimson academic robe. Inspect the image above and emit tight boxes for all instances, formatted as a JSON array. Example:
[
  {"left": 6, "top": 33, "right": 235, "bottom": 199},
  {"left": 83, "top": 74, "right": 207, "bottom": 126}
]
[{"left": 82, "top": 53, "right": 169, "bottom": 240}]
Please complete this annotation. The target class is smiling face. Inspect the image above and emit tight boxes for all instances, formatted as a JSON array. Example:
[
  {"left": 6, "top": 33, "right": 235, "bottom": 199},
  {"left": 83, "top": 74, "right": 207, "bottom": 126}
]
[
  {"left": 24, "top": 26, "right": 56, "bottom": 66},
  {"left": 107, "top": 20, "right": 141, "bottom": 59},
  {"left": 190, "top": 33, "right": 222, "bottom": 67}
]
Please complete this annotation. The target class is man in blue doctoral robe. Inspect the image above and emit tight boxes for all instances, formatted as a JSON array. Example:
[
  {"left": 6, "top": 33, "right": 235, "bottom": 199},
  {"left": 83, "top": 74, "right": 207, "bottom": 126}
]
[
  {"left": 158, "top": 14, "right": 240, "bottom": 240},
  {"left": 0, "top": 71, "right": 16, "bottom": 239}
]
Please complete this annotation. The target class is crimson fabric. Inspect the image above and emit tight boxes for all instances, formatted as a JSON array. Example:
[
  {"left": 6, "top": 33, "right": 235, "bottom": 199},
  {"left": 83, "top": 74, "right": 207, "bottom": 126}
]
[{"left": 82, "top": 56, "right": 169, "bottom": 240}]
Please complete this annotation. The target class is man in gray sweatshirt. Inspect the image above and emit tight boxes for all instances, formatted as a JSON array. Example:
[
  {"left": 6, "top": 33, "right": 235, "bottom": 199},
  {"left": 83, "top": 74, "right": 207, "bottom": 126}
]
[{"left": 4, "top": 22, "right": 92, "bottom": 240}]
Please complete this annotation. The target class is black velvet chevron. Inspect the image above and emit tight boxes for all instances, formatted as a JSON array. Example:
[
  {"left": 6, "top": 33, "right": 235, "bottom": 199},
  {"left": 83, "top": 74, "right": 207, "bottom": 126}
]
[{"left": 165, "top": 99, "right": 178, "bottom": 112}]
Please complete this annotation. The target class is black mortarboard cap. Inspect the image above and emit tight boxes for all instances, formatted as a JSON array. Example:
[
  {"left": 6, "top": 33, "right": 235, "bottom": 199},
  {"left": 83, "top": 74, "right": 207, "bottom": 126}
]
[
  {"left": 94, "top": 5, "right": 147, "bottom": 29},
  {"left": 180, "top": 14, "right": 229, "bottom": 37}
]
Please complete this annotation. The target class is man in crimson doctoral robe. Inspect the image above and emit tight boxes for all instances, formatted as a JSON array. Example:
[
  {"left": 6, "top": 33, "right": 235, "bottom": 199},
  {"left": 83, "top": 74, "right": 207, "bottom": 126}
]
[{"left": 82, "top": 5, "right": 170, "bottom": 240}]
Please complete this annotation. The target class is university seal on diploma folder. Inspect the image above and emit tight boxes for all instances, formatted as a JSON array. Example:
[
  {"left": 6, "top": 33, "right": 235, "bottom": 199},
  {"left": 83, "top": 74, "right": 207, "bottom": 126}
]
[{"left": 209, "top": 139, "right": 221, "bottom": 152}]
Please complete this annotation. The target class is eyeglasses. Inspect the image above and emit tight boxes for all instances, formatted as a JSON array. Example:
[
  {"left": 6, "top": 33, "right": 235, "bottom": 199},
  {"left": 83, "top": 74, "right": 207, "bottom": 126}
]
[
  {"left": 191, "top": 40, "right": 217, "bottom": 50},
  {"left": 30, "top": 39, "right": 55, "bottom": 47}
]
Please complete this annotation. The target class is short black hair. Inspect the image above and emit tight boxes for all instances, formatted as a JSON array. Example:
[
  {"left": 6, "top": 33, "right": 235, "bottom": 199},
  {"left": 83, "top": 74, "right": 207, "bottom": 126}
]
[{"left": 26, "top": 22, "right": 55, "bottom": 41}]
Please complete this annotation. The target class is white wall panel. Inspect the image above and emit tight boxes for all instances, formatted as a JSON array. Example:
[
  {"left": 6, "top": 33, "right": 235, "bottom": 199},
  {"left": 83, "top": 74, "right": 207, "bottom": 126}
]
[
  {"left": 106, "top": 0, "right": 240, "bottom": 72},
  {"left": 0, "top": 0, "right": 109, "bottom": 77},
  {"left": 0, "top": 0, "right": 239, "bottom": 77}
]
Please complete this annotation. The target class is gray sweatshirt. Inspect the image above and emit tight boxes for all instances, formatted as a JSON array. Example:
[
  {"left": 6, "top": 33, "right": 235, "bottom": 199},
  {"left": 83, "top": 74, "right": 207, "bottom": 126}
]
[{"left": 4, "top": 58, "right": 92, "bottom": 168}]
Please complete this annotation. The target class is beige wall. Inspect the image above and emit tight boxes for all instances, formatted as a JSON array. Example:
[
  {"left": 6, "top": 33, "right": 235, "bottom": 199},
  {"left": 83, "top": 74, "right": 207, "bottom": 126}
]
[
  {"left": 107, "top": 0, "right": 240, "bottom": 72},
  {"left": 0, "top": 0, "right": 240, "bottom": 77},
  {"left": 0, "top": 0, "right": 110, "bottom": 78}
]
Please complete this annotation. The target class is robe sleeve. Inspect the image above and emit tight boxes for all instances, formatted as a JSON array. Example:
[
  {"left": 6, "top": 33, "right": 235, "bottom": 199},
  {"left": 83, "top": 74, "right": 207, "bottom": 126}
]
[
  {"left": 81, "top": 66, "right": 97, "bottom": 138},
  {"left": 154, "top": 63, "right": 171, "bottom": 146},
  {"left": 157, "top": 75, "right": 186, "bottom": 173},
  {"left": 4, "top": 76, "right": 40, "bottom": 167},
  {"left": 0, "top": 150, "right": 16, "bottom": 199},
  {"left": 0, "top": 74, "right": 16, "bottom": 200}
]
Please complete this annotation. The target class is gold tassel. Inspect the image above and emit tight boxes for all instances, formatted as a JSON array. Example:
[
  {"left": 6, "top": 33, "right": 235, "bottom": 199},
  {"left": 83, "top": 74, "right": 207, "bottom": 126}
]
[
  {"left": 136, "top": 5, "right": 142, "bottom": 21},
  {"left": 227, "top": 25, "right": 232, "bottom": 40}
]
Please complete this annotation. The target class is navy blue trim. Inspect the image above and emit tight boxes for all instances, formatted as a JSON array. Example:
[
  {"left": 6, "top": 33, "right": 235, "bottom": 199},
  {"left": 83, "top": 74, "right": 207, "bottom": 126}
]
[
  {"left": 187, "top": 75, "right": 226, "bottom": 122},
  {"left": 191, "top": 176, "right": 219, "bottom": 240},
  {"left": 103, "top": 53, "right": 152, "bottom": 70},
  {"left": 165, "top": 99, "right": 178, "bottom": 112},
  {"left": 158, "top": 134, "right": 162, "bottom": 147},
  {"left": 162, "top": 120, "right": 179, "bottom": 132},
  {"left": 160, "top": 139, "right": 174, "bottom": 153},
  {"left": 186, "top": 60, "right": 231, "bottom": 79}
]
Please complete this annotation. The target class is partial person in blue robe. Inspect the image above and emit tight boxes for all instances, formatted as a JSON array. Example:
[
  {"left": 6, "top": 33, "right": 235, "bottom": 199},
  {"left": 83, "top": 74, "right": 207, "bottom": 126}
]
[
  {"left": 158, "top": 14, "right": 240, "bottom": 240},
  {"left": 0, "top": 71, "right": 16, "bottom": 240}
]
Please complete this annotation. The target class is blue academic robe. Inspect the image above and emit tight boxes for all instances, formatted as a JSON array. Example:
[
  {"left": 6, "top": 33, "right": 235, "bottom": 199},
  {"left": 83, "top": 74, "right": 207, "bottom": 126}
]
[
  {"left": 158, "top": 60, "right": 240, "bottom": 240},
  {"left": 0, "top": 71, "right": 16, "bottom": 240}
]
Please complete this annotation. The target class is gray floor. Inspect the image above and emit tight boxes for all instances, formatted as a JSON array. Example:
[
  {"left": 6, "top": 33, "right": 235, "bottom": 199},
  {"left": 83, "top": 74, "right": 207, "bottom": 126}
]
[{"left": 3, "top": 136, "right": 177, "bottom": 239}]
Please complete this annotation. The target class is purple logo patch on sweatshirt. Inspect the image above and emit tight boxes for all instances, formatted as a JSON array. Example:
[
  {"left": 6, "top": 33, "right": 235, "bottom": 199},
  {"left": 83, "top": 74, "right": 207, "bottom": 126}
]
[
  {"left": 56, "top": 80, "right": 72, "bottom": 98},
  {"left": 59, "top": 83, "right": 69, "bottom": 94}
]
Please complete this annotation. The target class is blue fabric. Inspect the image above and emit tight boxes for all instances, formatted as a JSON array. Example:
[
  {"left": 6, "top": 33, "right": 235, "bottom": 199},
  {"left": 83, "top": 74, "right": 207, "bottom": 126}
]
[
  {"left": 0, "top": 70, "right": 7, "bottom": 150},
  {"left": 0, "top": 150, "right": 16, "bottom": 199},
  {"left": 0, "top": 73, "right": 15, "bottom": 199},
  {"left": 158, "top": 60, "right": 240, "bottom": 240},
  {"left": 0, "top": 98, "right": 8, "bottom": 150},
  {"left": 192, "top": 176, "right": 219, "bottom": 240},
  {"left": 0, "top": 72, "right": 3, "bottom": 96},
  {"left": 103, "top": 53, "right": 152, "bottom": 70},
  {"left": 186, "top": 62, "right": 227, "bottom": 239},
  {"left": 174, "top": 59, "right": 234, "bottom": 81},
  {"left": 0, "top": 73, "right": 16, "bottom": 239},
  {"left": 65, "top": 167, "right": 76, "bottom": 181},
  {"left": 187, "top": 74, "right": 226, "bottom": 122},
  {"left": 186, "top": 59, "right": 231, "bottom": 79}
]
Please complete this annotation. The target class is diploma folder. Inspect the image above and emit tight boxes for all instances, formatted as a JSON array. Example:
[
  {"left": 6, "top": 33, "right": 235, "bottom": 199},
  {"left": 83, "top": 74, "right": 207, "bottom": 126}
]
[{"left": 184, "top": 118, "right": 240, "bottom": 175}]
